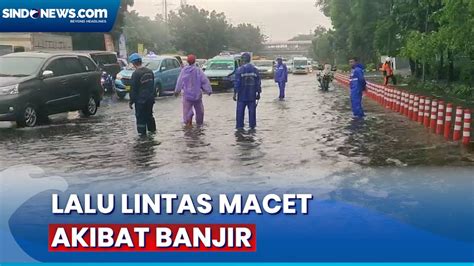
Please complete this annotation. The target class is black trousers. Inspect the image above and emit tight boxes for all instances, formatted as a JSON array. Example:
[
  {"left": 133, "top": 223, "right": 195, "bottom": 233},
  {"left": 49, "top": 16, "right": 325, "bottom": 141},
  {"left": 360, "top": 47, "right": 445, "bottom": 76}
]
[{"left": 135, "top": 100, "right": 156, "bottom": 135}]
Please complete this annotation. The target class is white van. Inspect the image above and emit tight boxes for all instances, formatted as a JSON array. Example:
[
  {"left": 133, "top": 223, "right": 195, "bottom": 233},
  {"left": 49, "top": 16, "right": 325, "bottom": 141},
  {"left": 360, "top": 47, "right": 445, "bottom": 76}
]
[{"left": 292, "top": 57, "right": 310, "bottom": 74}]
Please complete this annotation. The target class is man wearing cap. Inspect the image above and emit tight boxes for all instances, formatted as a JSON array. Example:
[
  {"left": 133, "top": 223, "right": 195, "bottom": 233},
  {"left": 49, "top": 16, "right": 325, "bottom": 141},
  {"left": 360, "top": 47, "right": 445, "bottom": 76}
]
[
  {"left": 233, "top": 53, "right": 262, "bottom": 129},
  {"left": 274, "top": 57, "right": 288, "bottom": 100},
  {"left": 129, "top": 53, "right": 157, "bottom": 135},
  {"left": 174, "top": 54, "right": 212, "bottom": 127}
]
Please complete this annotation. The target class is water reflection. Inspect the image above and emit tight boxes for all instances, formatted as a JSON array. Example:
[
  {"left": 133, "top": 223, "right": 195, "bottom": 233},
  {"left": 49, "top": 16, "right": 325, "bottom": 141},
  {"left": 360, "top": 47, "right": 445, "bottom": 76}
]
[{"left": 129, "top": 135, "right": 160, "bottom": 168}]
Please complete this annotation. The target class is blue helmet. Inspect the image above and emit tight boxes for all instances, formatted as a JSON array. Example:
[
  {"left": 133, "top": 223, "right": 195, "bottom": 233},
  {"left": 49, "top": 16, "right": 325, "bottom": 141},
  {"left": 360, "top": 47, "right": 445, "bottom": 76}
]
[
  {"left": 129, "top": 53, "right": 142, "bottom": 63},
  {"left": 241, "top": 53, "right": 251, "bottom": 63}
]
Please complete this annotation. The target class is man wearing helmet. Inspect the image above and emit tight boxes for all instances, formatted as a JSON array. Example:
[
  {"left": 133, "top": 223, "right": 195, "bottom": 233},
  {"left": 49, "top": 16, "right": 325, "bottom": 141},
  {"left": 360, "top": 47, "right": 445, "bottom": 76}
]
[
  {"left": 128, "top": 53, "right": 157, "bottom": 135},
  {"left": 233, "top": 52, "right": 262, "bottom": 129}
]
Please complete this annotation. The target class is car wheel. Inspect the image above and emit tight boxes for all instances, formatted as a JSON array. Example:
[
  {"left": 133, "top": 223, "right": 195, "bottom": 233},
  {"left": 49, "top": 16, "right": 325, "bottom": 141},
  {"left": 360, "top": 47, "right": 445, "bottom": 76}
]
[
  {"left": 81, "top": 96, "right": 98, "bottom": 117},
  {"left": 116, "top": 91, "right": 126, "bottom": 100},
  {"left": 17, "top": 105, "right": 38, "bottom": 127},
  {"left": 156, "top": 84, "right": 164, "bottom": 97}
]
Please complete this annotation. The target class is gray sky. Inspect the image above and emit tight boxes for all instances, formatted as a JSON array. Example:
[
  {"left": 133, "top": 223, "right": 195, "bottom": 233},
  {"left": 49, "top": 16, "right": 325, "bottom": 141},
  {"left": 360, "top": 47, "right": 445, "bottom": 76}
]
[{"left": 131, "top": 0, "right": 331, "bottom": 41}]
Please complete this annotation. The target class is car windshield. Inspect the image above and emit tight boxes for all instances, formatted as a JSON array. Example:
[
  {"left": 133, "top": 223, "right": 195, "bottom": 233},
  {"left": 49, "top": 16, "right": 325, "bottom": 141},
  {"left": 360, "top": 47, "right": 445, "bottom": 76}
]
[
  {"left": 142, "top": 59, "right": 162, "bottom": 71},
  {"left": 254, "top": 61, "right": 273, "bottom": 67},
  {"left": 294, "top": 60, "right": 307, "bottom": 66},
  {"left": 0, "top": 57, "right": 44, "bottom": 76},
  {"left": 207, "top": 61, "right": 234, "bottom": 71}
]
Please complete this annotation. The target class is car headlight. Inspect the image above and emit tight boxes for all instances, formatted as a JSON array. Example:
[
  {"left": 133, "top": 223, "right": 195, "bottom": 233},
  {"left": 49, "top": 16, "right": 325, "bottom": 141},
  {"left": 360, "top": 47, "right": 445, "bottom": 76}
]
[
  {"left": 0, "top": 84, "right": 19, "bottom": 95},
  {"left": 116, "top": 73, "right": 123, "bottom": 80}
]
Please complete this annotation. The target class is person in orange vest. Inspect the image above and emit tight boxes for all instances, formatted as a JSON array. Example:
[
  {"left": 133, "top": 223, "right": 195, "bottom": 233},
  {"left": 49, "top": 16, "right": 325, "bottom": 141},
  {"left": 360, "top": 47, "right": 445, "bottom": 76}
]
[{"left": 380, "top": 57, "right": 397, "bottom": 85}]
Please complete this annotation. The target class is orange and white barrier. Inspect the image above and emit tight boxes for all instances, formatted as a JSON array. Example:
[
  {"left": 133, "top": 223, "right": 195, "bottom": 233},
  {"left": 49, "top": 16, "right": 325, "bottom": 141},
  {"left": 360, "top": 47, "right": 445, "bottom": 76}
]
[
  {"left": 430, "top": 99, "right": 438, "bottom": 130},
  {"left": 463, "top": 109, "right": 471, "bottom": 145},
  {"left": 444, "top": 103, "right": 453, "bottom": 140},
  {"left": 453, "top": 107, "right": 463, "bottom": 141},
  {"left": 334, "top": 75, "right": 471, "bottom": 145},
  {"left": 423, "top": 98, "right": 431, "bottom": 128},
  {"left": 418, "top": 97, "right": 425, "bottom": 123},
  {"left": 436, "top": 101, "right": 444, "bottom": 135},
  {"left": 413, "top": 95, "right": 419, "bottom": 121},
  {"left": 408, "top": 94, "right": 414, "bottom": 119}
]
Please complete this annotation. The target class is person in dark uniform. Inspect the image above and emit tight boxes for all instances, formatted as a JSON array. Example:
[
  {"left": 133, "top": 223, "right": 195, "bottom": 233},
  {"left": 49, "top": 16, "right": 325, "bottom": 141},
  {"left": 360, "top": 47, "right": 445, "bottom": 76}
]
[
  {"left": 233, "top": 52, "right": 262, "bottom": 129},
  {"left": 128, "top": 53, "right": 156, "bottom": 135}
]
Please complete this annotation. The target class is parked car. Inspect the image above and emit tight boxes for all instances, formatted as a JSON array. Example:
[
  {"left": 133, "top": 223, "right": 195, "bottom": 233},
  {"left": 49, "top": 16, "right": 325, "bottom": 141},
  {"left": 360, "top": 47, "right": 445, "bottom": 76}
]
[
  {"left": 286, "top": 60, "right": 294, "bottom": 73},
  {"left": 115, "top": 55, "right": 181, "bottom": 99},
  {"left": 162, "top": 54, "right": 184, "bottom": 67},
  {"left": 196, "top": 59, "right": 207, "bottom": 69},
  {"left": 203, "top": 56, "right": 240, "bottom": 90},
  {"left": 76, "top": 51, "right": 121, "bottom": 79},
  {"left": 0, "top": 52, "right": 102, "bottom": 127},
  {"left": 253, "top": 60, "right": 275, "bottom": 79}
]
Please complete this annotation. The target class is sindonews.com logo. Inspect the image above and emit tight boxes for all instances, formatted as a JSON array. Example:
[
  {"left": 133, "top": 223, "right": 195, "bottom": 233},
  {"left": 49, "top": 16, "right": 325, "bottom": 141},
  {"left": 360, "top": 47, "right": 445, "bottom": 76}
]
[{"left": 2, "top": 8, "right": 107, "bottom": 20}]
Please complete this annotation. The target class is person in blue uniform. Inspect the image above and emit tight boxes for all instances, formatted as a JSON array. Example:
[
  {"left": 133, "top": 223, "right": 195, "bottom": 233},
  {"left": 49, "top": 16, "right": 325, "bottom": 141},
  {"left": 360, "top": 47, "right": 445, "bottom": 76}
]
[
  {"left": 349, "top": 57, "right": 366, "bottom": 118},
  {"left": 233, "top": 53, "right": 262, "bottom": 129},
  {"left": 129, "top": 53, "right": 157, "bottom": 135},
  {"left": 274, "top": 57, "right": 288, "bottom": 100}
]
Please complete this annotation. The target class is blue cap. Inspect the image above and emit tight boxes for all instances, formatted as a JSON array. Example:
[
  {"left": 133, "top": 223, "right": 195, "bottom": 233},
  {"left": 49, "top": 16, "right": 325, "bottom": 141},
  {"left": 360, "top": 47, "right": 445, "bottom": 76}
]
[
  {"left": 129, "top": 53, "right": 142, "bottom": 63},
  {"left": 241, "top": 53, "right": 251, "bottom": 63}
]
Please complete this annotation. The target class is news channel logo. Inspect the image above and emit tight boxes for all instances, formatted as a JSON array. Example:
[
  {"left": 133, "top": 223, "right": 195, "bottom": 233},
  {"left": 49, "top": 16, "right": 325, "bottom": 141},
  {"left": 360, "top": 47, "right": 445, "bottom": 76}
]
[{"left": 0, "top": 0, "right": 120, "bottom": 32}]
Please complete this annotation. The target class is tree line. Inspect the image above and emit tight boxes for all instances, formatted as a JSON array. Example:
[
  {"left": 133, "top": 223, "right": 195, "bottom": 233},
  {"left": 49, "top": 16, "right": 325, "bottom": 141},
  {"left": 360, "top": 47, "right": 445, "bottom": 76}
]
[
  {"left": 312, "top": 0, "right": 474, "bottom": 92},
  {"left": 124, "top": 5, "right": 266, "bottom": 59},
  {"left": 71, "top": 4, "right": 266, "bottom": 59}
]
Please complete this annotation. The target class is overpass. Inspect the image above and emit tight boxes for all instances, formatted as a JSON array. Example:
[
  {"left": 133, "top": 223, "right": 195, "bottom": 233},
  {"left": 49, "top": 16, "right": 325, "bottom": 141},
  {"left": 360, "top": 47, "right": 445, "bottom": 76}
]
[{"left": 260, "top": 40, "right": 312, "bottom": 59}]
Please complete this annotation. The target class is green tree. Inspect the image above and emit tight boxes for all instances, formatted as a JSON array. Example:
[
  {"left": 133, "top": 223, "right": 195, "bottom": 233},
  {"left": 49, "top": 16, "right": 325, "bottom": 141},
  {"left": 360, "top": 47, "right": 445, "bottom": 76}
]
[
  {"left": 123, "top": 11, "right": 173, "bottom": 54},
  {"left": 168, "top": 5, "right": 231, "bottom": 58},
  {"left": 229, "top": 23, "right": 266, "bottom": 53}
]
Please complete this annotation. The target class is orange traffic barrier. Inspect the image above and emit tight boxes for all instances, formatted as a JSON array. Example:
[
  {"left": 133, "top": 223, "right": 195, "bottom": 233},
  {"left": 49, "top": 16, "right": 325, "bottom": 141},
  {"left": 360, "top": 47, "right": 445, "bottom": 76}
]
[
  {"left": 408, "top": 94, "right": 414, "bottom": 119},
  {"left": 423, "top": 98, "right": 431, "bottom": 128},
  {"left": 430, "top": 99, "right": 438, "bottom": 130},
  {"left": 463, "top": 109, "right": 471, "bottom": 145},
  {"left": 444, "top": 103, "right": 453, "bottom": 140},
  {"left": 395, "top": 90, "right": 401, "bottom": 112},
  {"left": 413, "top": 95, "right": 419, "bottom": 121},
  {"left": 453, "top": 107, "right": 463, "bottom": 141},
  {"left": 436, "top": 101, "right": 445, "bottom": 135},
  {"left": 418, "top": 96, "right": 425, "bottom": 123}
]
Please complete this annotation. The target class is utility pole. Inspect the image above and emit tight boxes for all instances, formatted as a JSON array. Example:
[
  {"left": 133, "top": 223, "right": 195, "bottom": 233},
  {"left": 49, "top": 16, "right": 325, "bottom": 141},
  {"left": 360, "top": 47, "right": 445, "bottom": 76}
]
[{"left": 162, "top": 0, "right": 168, "bottom": 22}]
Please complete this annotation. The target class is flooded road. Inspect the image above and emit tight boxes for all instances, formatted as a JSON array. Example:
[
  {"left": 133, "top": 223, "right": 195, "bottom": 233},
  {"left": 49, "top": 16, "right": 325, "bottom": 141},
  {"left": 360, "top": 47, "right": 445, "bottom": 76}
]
[
  {"left": 0, "top": 74, "right": 472, "bottom": 178},
  {"left": 1, "top": 74, "right": 473, "bottom": 250}
]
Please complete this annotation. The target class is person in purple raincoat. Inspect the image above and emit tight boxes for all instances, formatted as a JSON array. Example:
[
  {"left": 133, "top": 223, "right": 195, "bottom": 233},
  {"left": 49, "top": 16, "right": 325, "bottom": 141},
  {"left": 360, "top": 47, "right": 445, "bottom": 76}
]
[{"left": 174, "top": 54, "right": 212, "bottom": 127}]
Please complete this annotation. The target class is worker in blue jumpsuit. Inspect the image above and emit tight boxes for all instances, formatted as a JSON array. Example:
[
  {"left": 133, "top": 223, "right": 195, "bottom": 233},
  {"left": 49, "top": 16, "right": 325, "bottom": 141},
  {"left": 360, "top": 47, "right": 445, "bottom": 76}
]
[
  {"left": 349, "top": 57, "right": 366, "bottom": 118},
  {"left": 274, "top": 57, "right": 288, "bottom": 100},
  {"left": 129, "top": 53, "right": 157, "bottom": 135},
  {"left": 233, "top": 53, "right": 262, "bottom": 129}
]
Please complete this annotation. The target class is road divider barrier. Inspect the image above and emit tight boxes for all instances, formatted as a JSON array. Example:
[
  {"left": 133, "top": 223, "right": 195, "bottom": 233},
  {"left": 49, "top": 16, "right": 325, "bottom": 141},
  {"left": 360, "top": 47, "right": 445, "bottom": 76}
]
[
  {"left": 424, "top": 98, "right": 431, "bottom": 128},
  {"left": 430, "top": 99, "right": 438, "bottom": 131},
  {"left": 444, "top": 103, "right": 453, "bottom": 140},
  {"left": 418, "top": 96, "right": 425, "bottom": 123},
  {"left": 413, "top": 95, "right": 419, "bottom": 121},
  {"left": 454, "top": 107, "right": 463, "bottom": 141},
  {"left": 436, "top": 101, "right": 445, "bottom": 135},
  {"left": 463, "top": 109, "right": 471, "bottom": 145},
  {"left": 333, "top": 73, "right": 472, "bottom": 145}
]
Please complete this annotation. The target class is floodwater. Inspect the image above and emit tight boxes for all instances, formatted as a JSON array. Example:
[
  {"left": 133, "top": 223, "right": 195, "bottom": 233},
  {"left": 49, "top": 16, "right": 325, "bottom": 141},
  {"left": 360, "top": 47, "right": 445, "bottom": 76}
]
[
  {"left": 0, "top": 74, "right": 472, "bottom": 179},
  {"left": 1, "top": 74, "right": 473, "bottom": 257}
]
